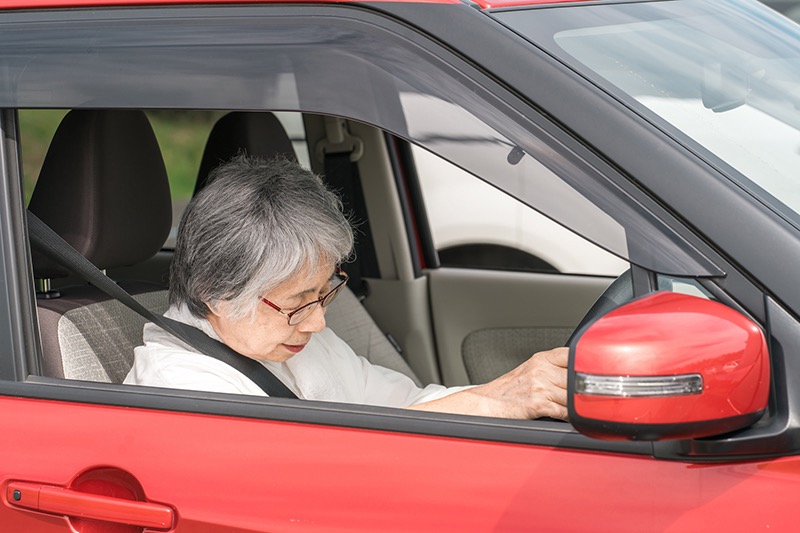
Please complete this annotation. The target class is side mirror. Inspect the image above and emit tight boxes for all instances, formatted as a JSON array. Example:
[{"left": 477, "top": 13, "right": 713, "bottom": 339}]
[{"left": 568, "top": 292, "right": 770, "bottom": 441}]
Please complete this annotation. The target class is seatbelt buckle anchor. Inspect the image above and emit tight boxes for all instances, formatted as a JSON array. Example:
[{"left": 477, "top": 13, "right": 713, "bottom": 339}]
[{"left": 315, "top": 117, "right": 364, "bottom": 163}]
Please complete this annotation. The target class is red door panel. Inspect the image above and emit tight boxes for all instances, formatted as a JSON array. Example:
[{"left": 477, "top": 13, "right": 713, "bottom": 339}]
[{"left": 2, "top": 395, "right": 798, "bottom": 532}]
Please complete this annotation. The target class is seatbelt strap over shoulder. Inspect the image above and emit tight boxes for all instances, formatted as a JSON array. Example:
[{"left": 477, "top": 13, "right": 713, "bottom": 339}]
[{"left": 26, "top": 211, "right": 297, "bottom": 399}]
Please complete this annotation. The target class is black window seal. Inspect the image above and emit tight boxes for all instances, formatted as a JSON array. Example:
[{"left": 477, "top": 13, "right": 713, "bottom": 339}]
[
  {"left": 0, "top": 109, "right": 40, "bottom": 381},
  {"left": 385, "top": 134, "right": 439, "bottom": 276}
]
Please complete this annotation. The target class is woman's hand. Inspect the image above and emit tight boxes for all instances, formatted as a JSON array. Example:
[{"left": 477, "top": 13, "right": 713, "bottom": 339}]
[{"left": 409, "top": 347, "right": 569, "bottom": 420}]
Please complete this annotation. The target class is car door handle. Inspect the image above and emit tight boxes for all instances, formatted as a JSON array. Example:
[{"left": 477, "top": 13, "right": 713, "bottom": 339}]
[{"left": 7, "top": 481, "right": 174, "bottom": 531}]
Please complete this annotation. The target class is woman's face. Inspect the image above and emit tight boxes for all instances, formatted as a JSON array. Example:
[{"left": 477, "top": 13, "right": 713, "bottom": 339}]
[{"left": 206, "top": 264, "right": 335, "bottom": 362}]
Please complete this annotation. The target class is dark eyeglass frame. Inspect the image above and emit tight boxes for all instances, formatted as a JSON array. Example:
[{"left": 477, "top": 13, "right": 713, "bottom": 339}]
[{"left": 259, "top": 268, "right": 349, "bottom": 326}]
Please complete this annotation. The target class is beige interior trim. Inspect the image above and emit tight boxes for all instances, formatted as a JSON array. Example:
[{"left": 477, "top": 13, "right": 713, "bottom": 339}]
[
  {"left": 428, "top": 267, "right": 613, "bottom": 386},
  {"left": 349, "top": 121, "right": 414, "bottom": 281},
  {"left": 362, "top": 277, "right": 441, "bottom": 385}
]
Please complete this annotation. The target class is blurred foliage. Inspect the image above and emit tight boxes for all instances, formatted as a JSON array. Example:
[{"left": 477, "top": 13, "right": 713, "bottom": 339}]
[
  {"left": 19, "top": 109, "right": 66, "bottom": 202},
  {"left": 19, "top": 109, "right": 222, "bottom": 204}
]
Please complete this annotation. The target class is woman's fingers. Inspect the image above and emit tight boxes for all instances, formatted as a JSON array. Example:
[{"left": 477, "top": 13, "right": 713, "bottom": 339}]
[{"left": 522, "top": 347, "right": 569, "bottom": 420}]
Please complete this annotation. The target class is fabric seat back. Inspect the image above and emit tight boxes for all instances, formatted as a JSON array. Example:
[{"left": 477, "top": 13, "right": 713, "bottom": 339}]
[{"left": 30, "top": 109, "right": 172, "bottom": 382}]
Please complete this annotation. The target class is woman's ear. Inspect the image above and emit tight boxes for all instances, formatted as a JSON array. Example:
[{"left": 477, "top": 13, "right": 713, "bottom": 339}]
[{"left": 205, "top": 300, "right": 224, "bottom": 318}]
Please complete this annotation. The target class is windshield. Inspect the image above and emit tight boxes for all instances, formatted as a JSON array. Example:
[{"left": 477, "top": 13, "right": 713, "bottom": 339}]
[{"left": 495, "top": 0, "right": 800, "bottom": 224}]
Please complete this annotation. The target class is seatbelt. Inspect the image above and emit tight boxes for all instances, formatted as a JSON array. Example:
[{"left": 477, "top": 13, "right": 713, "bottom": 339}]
[
  {"left": 26, "top": 211, "right": 298, "bottom": 399},
  {"left": 324, "top": 151, "right": 379, "bottom": 299}
]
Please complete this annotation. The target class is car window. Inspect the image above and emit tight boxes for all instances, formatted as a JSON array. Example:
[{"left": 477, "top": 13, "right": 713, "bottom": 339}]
[
  {"left": 19, "top": 102, "right": 626, "bottom": 279},
  {"left": 0, "top": 5, "right": 717, "bottom": 277},
  {"left": 20, "top": 109, "right": 310, "bottom": 248},
  {"left": 660, "top": 275, "right": 714, "bottom": 299},
  {"left": 413, "top": 144, "right": 627, "bottom": 276}
]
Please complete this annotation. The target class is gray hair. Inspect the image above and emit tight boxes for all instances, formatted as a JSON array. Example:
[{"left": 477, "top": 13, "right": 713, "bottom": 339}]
[{"left": 169, "top": 155, "right": 354, "bottom": 320}]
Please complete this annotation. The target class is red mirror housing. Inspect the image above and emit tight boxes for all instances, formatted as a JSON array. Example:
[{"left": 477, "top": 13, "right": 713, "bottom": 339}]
[{"left": 568, "top": 292, "right": 770, "bottom": 441}]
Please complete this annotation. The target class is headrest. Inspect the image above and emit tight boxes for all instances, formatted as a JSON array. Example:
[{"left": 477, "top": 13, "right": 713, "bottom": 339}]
[
  {"left": 195, "top": 111, "right": 297, "bottom": 195},
  {"left": 29, "top": 109, "right": 172, "bottom": 279}
]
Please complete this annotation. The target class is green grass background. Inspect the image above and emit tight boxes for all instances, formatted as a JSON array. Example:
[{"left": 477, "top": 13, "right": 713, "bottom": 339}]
[{"left": 19, "top": 109, "right": 222, "bottom": 204}]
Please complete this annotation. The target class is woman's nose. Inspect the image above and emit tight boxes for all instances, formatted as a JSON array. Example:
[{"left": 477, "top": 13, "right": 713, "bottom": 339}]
[{"left": 297, "top": 303, "right": 326, "bottom": 333}]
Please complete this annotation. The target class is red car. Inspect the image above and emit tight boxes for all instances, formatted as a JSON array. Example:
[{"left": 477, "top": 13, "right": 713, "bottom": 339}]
[{"left": 2, "top": 0, "right": 800, "bottom": 531}]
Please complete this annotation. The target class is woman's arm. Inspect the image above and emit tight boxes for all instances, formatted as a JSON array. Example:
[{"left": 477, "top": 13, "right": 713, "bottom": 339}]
[{"left": 407, "top": 347, "right": 569, "bottom": 420}]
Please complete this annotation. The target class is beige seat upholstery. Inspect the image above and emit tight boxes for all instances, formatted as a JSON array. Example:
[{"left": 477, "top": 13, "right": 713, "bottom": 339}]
[
  {"left": 37, "top": 286, "right": 169, "bottom": 382},
  {"left": 324, "top": 285, "right": 420, "bottom": 385}
]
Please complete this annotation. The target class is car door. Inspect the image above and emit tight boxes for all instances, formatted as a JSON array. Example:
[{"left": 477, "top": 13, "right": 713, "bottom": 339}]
[
  {"left": 1, "top": 389, "right": 619, "bottom": 532},
  {"left": 2, "top": 2, "right": 800, "bottom": 532}
]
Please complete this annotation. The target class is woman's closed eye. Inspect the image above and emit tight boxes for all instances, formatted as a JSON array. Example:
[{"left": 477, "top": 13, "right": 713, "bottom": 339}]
[
  {"left": 319, "top": 282, "right": 334, "bottom": 298},
  {"left": 284, "top": 284, "right": 332, "bottom": 311}
]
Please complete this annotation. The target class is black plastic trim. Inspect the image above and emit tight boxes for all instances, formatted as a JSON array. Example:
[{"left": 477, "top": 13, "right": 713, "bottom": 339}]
[
  {"left": 572, "top": 410, "right": 765, "bottom": 443},
  {"left": 0, "top": 109, "right": 36, "bottom": 381},
  {"left": 385, "top": 135, "right": 439, "bottom": 273}
]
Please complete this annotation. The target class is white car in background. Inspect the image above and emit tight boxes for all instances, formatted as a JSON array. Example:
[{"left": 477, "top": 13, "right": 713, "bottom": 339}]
[{"left": 413, "top": 146, "right": 628, "bottom": 276}]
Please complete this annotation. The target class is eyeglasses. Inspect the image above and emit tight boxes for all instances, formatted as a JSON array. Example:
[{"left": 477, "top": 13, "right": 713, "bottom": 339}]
[{"left": 259, "top": 268, "right": 349, "bottom": 326}]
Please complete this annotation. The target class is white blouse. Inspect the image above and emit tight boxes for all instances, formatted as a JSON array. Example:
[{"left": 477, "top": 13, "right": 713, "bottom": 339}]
[{"left": 124, "top": 305, "right": 467, "bottom": 407}]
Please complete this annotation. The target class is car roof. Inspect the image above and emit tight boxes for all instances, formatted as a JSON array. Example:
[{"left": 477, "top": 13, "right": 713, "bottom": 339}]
[{"left": 0, "top": 0, "right": 593, "bottom": 10}]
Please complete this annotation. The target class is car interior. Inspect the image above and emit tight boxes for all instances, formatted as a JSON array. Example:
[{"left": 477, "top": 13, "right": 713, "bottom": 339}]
[{"left": 22, "top": 106, "right": 623, "bottom": 398}]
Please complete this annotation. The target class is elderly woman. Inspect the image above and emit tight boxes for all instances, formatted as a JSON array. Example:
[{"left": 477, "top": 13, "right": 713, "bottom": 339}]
[{"left": 124, "top": 155, "right": 568, "bottom": 420}]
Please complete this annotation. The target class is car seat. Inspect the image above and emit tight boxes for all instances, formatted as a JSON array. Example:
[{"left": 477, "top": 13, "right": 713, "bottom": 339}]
[
  {"left": 30, "top": 109, "right": 171, "bottom": 382},
  {"left": 197, "top": 111, "right": 422, "bottom": 384}
]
